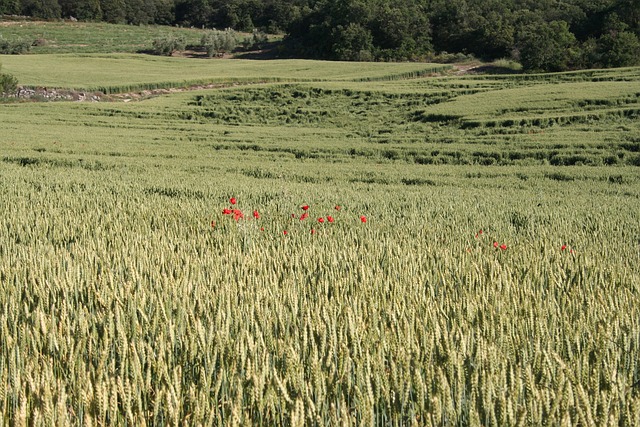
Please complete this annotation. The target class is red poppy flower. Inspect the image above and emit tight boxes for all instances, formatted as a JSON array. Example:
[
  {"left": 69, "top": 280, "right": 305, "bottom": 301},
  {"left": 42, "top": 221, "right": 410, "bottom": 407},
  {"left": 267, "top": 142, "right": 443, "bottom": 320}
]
[
  {"left": 327, "top": 216, "right": 334, "bottom": 223},
  {"left": 283, "top": 230, "right": 288, "bottom": 235},
  {"left": 260, "top": 227, "right": 265, "bottom": 232},
  {"left": 500, "top": 244, "right": 507, "bottom": 250},
  {"left": 230, "top": 197, "right": 237, "bottom": 205},
  {"left": 478, "top": 229, "right": 483, "bottom": 235},
  {"left": 360, "top": 215, "right": 367, "bottom": 223},
  {"left": 310, "top": 229, "right": 316, "bottom": 235},
  {"left": 233, "top": 209, "right": 243, "bottom": 221},
  {"left": 318, "top": 217, "right": 325, "bottom": 223},
  {"left": 335, "top": 205, "right": 341, "bottom": 211},
  {"left": 561, "top": 244, "right": 567, "bottom": 251},
  {"left": 210, "top": 220, "right": 216, "bottom": 228},
  {"left": 301, "top": 205, "right": 309, "bottom": 211},
  {"left": 222, "top": 208, "right": 232, "bottom": 215},
  {"left": 253, "top": 210, "right": 260, "bottom": 219},
  {"left": 493, "top": 241, "right": 499, "bottom": 248},
  {"left": 291, "top": 213, "right": 297, "bottom": 219},
  {"left": 300, "top": 212, "right": 309, "bottom": 221}
]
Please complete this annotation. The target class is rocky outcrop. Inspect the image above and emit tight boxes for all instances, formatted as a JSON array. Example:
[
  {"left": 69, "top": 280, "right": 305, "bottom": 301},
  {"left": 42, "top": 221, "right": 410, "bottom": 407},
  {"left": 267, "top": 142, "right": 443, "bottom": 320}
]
[{"left": 14, "top": 86, "right": 103, "bottom": 101}]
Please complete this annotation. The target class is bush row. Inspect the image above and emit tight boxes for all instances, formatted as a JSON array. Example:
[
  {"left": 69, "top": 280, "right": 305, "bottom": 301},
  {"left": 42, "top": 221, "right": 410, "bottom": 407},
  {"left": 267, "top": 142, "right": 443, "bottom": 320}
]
[{"left": 150, "top": 29, "right": 268, "bottom": 57}]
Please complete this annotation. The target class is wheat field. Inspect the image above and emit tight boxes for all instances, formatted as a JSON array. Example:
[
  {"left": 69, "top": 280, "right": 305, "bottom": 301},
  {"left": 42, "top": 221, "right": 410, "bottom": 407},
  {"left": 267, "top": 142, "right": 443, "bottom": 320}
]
[{"left": 1, "top": 51, "right": 640, "bottom": 425}]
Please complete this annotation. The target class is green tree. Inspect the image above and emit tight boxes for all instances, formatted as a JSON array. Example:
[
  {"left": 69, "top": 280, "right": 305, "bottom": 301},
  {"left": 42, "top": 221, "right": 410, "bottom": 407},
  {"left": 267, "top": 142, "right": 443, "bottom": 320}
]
[
  {"left": 597, "top": 30, "right": 640, "bottom": 67},
  {"left": 428, "top": 0, "right": 472, "bottom": 54},
  {"left": 580, "top": 12, "right": 640, "bottom": 68},
  {"left": 614, "top": 0, "right": 639, "bottom": 35},
  {"left": 0, "top": 0, "right": 21, "bottom": 14},
  {"left": 463, "top": 0, "right": 516, "bottom": 59},
  {"left": 60, "top": 0, "right": 102, "bottom": 20},
  {"left": 332, "top": 22, "right": 373, "bottom": 61},
  {"left": 125, "top": 0, "right": 170, "bottom": 24},
  {"left": 21, "top": 0, "right": 62, "bottom": 18},
  {"left": 100, "top": 0, "right": 126, "bottom": 23},
  {"left": 175, "top": 0, "right": 211, "bottom": 27},
  {"left": 516, "top": 20, "right": 578, "bottom": 71},
  {"left": 370, "top": 0, "right": 432, "bottom": 60}
]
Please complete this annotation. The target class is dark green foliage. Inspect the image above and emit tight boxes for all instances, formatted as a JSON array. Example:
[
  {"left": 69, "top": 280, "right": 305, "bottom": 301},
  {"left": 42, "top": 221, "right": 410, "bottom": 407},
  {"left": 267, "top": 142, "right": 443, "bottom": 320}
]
[
  {"left": 596, "top": 31, "right": 640, "bottom": 68},
  {"left": 516, "top": 20, "right": 579, "bottom": 72},
  {"left": 332, "top": 23, "right": 373, "bottom": 61},
  {"left": 0, "top": 0, "right": 21, "bottom": 14},
  {"left": 287, "top": 0, "right": 432, "bottom": 61},
  {"left": 60, "top": 0, "right": 102, "bottom": 20},
  {"left": 20, "top": 0, "right": 61, "bottom": 17},
  {"left": 100, "top": 0, "right": 126, "bottom": 23}
]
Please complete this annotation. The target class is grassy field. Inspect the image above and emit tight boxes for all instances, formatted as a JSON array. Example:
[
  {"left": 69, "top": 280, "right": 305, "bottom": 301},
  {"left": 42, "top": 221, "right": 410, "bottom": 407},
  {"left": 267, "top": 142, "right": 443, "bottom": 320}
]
[
  {"left": 0, "top": 20, "right": 208, "bottom": 54},
  {"left": 1, "top": 29, "right": 640, "bottom": 425},
  {"left": 0, "top": 53, "right": 451, "bottom": 92}
]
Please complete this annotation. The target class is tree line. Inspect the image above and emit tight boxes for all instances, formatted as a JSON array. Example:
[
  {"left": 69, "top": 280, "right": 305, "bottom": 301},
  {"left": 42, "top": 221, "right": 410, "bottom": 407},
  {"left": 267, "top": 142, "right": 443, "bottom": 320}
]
[{"left": 1, "top": 0, "right": 639, "bottom": 71}]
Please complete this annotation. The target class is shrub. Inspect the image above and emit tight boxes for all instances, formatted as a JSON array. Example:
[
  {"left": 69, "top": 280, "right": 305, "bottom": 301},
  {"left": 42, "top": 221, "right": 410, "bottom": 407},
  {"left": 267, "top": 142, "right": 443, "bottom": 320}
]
[
  {"left": 151, "top": 34, "right": 186, "bottom": 56},
  {"left": 249, "top": 29, "right": 268, "bottom": 50},
  {"left": 0, "top": 63, "right": 18, "bottom": 97},
  {"left": 0, "top": 36, "right": 32, "bottom": 54},
  {"left": 201, "top": 29, "right": 238, "bottom": 58}
]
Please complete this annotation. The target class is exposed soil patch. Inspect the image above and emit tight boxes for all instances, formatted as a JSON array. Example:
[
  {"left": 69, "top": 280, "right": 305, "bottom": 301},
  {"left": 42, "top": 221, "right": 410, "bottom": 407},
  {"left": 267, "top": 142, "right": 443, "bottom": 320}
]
[
  {"left": 453, "top": 63, "right": 522, "bottom": 75},
  {"left": 11, "top": 81, "right": 266, "bottom": 102}
]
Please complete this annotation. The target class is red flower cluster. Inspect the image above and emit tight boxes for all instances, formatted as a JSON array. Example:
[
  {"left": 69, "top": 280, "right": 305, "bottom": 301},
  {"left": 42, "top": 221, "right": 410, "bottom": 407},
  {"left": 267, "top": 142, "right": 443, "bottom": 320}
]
[
  {"left": 222, "top": 197, "right": 245, "bottom": 221},
  {"left": 213, "top": 197, "right": 368, "bottom": 236},
  {"left": 493, "top": 241, "right": 507, "bottom": 250},
  {"left": 470, "top": 228, "right": 507, "bottom": 252},
  {"left": 222, "top": 208, "right": 244, "bottom": 221}
]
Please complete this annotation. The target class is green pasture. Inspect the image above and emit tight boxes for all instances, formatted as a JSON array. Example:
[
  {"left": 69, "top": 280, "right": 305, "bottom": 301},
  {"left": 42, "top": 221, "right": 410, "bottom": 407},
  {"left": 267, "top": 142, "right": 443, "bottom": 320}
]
[
  {"left": 0, "top": 20, "right": 207, "bottom": 54},
  {"left": 1, "top": 50, "right": 640, "bottom": 425},
  {"left": 0, "top": 53, "right": 450, "bottom": 92}
]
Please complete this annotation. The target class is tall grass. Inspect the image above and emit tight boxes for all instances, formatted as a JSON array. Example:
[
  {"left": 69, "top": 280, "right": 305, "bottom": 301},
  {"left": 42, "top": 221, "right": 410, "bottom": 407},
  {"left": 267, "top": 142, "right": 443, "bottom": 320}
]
[{"left": 0, "top": 57, "right": 639, "bottom": 425}]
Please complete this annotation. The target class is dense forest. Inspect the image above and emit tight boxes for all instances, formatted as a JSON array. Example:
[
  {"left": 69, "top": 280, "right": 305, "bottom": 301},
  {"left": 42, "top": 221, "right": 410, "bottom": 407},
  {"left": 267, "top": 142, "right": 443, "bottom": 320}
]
[{"left": 1, "top": 0, "right": 639, "bottom": 71}]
